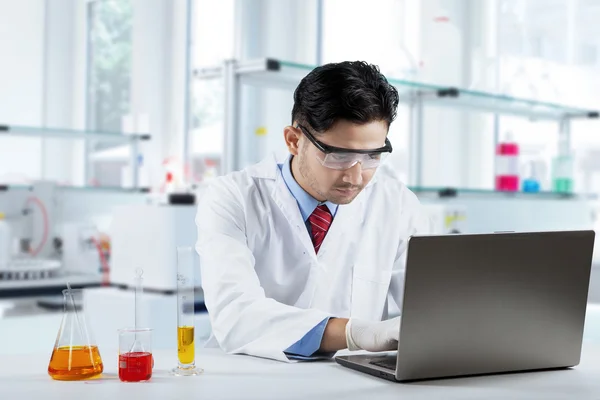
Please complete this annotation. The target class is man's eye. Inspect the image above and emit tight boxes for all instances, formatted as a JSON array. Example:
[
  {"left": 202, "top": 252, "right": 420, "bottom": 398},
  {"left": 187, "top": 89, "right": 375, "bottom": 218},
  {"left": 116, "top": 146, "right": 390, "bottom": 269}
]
[{"left": 331, "top": 153, "right": 352, "bottom": 161}]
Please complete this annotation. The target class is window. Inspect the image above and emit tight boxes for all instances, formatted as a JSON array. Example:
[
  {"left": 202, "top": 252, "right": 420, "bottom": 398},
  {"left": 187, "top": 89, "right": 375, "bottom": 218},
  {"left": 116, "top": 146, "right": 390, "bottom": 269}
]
[
  {"left": 189, "top": 0, "right": 235, "bottom": 182},
  {"left": 498, "top": 0, "right": 600, "bottom": 193},
  {"left": 87, "top": 0, "right": 133, "bottom": 186},
  {"left": 87, "top": 0, "right": 133, "bottom": 132}
]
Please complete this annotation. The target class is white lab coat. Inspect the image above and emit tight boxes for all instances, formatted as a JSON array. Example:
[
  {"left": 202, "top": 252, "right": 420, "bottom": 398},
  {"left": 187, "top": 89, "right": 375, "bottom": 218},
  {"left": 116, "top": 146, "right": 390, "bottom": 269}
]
[{"left": 195, "top": 153, "right": 432, "bottom": 362}]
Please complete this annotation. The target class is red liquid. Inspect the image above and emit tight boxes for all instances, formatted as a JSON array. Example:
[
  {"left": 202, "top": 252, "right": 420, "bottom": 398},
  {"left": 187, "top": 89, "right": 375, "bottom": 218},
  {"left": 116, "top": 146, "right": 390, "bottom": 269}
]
[{"left": 118, "top": 352, "right": 153, "bottom": 382}]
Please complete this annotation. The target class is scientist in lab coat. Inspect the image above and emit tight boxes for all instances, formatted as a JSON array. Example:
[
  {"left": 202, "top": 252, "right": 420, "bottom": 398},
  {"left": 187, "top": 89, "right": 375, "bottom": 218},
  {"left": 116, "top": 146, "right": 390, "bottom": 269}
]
[{"left": 196, "top": 61, "right": 432, "bottom": 362}]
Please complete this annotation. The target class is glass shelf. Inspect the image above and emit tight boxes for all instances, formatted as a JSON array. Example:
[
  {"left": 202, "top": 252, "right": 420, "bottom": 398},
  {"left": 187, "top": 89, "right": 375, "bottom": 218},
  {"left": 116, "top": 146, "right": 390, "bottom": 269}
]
[
  {"left": 419, "top": 87, "right": 598, "bottom": 121},
  {"left": 59, "top": 186, "right": 150, "bottom": 193},
  {"left": 409, "top": 186, "right": 597, "bottom": 200},
  {"left": 0, "top": 124, "right": 150, "bottom": 142},
  {"left": 0, "top": 184, "right": 30, "bottom": 192},
  {"left": 0, "top": 184, "right": 149, "bottom": 193},
  {"left": 203, "top": 58, "right": 599, "bottom": 122}
]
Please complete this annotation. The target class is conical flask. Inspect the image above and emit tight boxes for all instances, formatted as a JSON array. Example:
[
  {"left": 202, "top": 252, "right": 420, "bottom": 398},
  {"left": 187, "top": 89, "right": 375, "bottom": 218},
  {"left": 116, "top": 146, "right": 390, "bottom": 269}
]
[{"left": 48, "top": 288, "right": 104, "bottom": 380}]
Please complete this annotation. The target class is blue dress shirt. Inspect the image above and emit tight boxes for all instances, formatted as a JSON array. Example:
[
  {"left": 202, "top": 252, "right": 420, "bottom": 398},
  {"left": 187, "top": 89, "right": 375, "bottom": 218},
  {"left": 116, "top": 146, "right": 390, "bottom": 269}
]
[{"left": 279, "top": 156, "right": 337, "bottom": 360}]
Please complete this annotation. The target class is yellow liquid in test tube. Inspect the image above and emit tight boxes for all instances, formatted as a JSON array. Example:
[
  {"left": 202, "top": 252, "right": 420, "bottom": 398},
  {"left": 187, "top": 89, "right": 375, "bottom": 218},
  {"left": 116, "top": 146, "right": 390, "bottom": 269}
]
[{"left": 177, "top": 326, "right": 195, "bottom": 364}]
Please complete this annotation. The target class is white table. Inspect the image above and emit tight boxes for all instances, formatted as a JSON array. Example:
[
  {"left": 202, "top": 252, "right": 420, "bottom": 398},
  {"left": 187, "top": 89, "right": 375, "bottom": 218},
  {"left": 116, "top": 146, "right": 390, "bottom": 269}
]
[{"left": 1, "top": 343, "right": 600, "bottom": 400}]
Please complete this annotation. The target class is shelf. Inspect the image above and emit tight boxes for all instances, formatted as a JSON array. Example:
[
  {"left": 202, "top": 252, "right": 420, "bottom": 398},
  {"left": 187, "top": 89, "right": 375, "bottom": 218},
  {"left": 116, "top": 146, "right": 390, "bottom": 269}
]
[
  {"left": 0, "top": 273, "right": 102, "bottom": 298},
  {"left": 0, "top": 184, "right": 149, "bottom": 193},
  {"left": 59, "top": 186, "right": 150, "bottom": 193},
  {"left": 195, "top": 58, "right": 599, "bottom": 122},
  {"left": 0, "top": 124, "right": 151, "bottom": 142},
  {"left": 418, "top": 86, "right": 599, "bottom": 121},
  {"left": 410, "top": 186, "right": 597, "bottom": 200},
  {"left": 0, "top": 185, "right": 29, "bottom": 191}
]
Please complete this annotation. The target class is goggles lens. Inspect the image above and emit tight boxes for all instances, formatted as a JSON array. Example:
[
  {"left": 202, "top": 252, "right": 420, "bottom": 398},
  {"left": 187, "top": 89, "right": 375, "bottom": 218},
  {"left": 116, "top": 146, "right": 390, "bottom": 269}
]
[{"left": 316, "top": 151, "right": 388, "bottom": 170}]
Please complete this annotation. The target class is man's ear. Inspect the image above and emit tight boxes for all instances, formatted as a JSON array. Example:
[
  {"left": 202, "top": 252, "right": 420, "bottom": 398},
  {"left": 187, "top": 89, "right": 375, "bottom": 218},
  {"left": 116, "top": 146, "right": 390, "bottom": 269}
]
[{"left": 283, "top": 125, "right": 302, "bottom": 156}]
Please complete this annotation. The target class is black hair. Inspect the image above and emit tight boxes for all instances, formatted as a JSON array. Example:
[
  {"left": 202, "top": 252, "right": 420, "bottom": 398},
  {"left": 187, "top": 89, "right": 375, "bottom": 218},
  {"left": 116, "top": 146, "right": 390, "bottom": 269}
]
[{"left": 291, "top": 61, "right": 399, "bottom": 134}]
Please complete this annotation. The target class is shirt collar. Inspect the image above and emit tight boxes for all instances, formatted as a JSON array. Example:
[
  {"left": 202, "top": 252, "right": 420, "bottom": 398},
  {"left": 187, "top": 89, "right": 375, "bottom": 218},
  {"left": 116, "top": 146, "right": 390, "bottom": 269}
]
[{"left": 280, "top": 155, "right": 338, "bottom": 221}]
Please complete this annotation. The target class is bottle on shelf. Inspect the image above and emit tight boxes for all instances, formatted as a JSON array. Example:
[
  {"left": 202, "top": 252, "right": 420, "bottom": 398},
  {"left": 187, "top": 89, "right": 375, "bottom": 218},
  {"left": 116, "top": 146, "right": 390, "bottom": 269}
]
[
  {"left": 495, "top": 133, "right": 520, "bottom": 192},
  {"left": 522, "top": 160, "right": 545, "bottom": 193},
  {"left": 552, "top": 137, "right": 574, "bottom": 194}
]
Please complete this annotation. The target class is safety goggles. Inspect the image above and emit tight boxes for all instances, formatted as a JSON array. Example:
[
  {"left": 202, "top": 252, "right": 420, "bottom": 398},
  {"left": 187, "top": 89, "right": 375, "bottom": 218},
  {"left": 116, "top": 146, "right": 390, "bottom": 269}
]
[{"left": 297, "top": 124, "right": 393, "bottom": 170}]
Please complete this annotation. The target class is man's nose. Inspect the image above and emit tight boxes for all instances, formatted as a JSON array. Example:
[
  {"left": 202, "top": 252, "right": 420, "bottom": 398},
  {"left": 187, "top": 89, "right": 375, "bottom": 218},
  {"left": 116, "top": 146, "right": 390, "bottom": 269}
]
[{"left": 342, "top": 162, "right": 363, "bottom": 186}]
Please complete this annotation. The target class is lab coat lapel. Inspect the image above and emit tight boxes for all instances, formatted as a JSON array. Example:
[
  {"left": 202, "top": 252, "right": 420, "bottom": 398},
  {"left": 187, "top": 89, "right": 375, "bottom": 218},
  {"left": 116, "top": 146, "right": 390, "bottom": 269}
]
[
  {"left": 346, "top": 181, "right": 390, "bottom": 321},
  {"left": 317, "top": 194, "right": 363, "bottom": 256},
  {"left": 270, "top": 167, "right": 318, "bottom": 260},
  {"left": 318, "top": 173, "right": 376, "bottom": 256},
  {"left": 307, "top": 196, "right": 363, "bottom": 312}
]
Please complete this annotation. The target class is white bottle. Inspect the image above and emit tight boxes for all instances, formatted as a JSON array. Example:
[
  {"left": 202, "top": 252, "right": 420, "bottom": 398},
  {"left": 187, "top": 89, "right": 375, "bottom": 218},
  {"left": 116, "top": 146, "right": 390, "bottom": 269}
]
[{"left": 0, "top": 212, "right": 11, "bottom": 268}]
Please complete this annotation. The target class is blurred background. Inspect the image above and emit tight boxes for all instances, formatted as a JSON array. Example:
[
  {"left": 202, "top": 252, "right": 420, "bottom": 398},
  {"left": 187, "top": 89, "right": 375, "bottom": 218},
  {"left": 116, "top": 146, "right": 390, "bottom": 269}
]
[{"left": 2, "top": 0, "right": 600, "bottom": 358}]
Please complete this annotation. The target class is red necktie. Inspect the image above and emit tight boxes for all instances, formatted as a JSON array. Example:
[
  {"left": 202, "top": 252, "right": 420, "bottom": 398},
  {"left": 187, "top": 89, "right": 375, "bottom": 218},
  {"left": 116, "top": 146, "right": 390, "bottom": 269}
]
[{"left": 308, "top": 205, "right": 333, "bottom": 254}]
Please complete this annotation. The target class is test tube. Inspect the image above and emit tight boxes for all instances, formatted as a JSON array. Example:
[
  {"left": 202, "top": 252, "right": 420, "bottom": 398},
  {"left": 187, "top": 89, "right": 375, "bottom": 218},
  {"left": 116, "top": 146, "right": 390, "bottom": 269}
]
[{"left": 171, "top": 246, "right": 203, "bottom": 376}]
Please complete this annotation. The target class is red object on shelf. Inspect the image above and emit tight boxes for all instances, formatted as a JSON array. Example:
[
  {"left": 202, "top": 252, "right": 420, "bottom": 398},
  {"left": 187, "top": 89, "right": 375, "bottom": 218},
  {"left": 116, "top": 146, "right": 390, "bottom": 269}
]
[{"left": 495, "top": 140, "right": 520, "bottom": 192}]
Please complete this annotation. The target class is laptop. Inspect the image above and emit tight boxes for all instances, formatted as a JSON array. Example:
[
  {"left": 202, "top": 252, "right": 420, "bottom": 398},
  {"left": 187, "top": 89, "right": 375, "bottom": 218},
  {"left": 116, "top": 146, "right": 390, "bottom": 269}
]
[{"left": 335, "top": 230, "right": 595, "bottom": 382}]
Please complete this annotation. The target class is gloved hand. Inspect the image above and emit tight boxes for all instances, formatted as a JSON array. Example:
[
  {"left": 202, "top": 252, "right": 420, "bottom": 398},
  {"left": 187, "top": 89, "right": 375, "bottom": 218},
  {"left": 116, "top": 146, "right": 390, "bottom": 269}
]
[{"left": 345, "top": 317, "right": 401, "bottom": 352}]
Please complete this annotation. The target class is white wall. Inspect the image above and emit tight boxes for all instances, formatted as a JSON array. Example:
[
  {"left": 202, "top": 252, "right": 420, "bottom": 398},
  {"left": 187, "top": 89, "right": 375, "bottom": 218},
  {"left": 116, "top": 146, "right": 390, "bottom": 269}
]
[
  {"left": 129, "top": 0, "right": 191, "bottom": 187},
  {"left": 0, "top": 0, "right": 45, "bottom": 183}
]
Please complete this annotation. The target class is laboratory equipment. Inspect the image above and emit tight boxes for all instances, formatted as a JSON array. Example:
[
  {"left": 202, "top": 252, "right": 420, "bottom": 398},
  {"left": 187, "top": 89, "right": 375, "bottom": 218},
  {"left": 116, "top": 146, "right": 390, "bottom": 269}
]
[
  {"left": 0, "top": 259, "right": 61, "bottom": 281},
  {"left": 133, "top": 268, "right": 144, "bottom": 330},
  {"left": 48, "top": 286, "right": 104, "bottom": 380},
  {"left": 495, "top": 134, "right": 520, "bottom": 192},
  {"left": 60, "top": 222, "right": 108, "bottom": 277},
  {"left": 117, "top": 269, "right": 154, "bottom": 382},
  {"left": 110, "top": 204, "right": 198, "bottom": 291},
  {"left": 552, "top": 130, "right": 575, "bottom": 194},
  {"left": 0, "top": 212, "right": 11, "bottom": 267},
  {"left": 171, "top": 246, "right": 202, "bottom": 376},
  {"left": 522, "top": 161, "right": 542, "bottom": 193},
  {"left": 0, "top": 182, "right": 72, "bottom": 285},
  {"left": 118, "top": 328, "right": 153, "bottom": 382},
  {"left": 552, "top": 140, "right": 574, "bottom": 194},
  {"left": 552, "top": 155, "right": 574, "bottom": 194}
]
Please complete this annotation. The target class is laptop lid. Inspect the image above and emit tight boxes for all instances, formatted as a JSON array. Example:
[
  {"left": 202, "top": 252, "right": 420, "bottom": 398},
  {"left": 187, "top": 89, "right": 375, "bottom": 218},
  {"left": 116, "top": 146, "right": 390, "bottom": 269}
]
[{"left": 396, "top": 230, "right": 595, "bottom": 381}]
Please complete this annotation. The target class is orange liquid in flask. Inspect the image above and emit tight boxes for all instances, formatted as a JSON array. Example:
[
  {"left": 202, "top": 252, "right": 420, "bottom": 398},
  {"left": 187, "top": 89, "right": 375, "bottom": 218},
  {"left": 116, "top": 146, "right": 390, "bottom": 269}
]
[{"left": 48, "top": 345, "right": 104, "bottom": 380}]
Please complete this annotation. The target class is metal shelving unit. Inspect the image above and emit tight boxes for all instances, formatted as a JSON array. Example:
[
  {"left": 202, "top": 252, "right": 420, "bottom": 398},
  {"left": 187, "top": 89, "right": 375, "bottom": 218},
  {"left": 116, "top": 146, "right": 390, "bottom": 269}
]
[
  {"left": 0, "top": 124, "right": 151, "bottom": 190},
  {"left": 193, "top": 58, "right": 600, "bottom": 197},
  {"left": 409, "top": 186, "right": 597, "bottom": 200}
]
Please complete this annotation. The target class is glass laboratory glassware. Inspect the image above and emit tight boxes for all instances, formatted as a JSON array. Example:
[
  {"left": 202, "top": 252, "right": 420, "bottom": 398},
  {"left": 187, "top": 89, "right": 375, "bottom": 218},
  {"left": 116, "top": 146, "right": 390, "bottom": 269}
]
[
  {"left": 522, "top": 160, "right": 541, "bottom": 193},
  {"left": 495, "top": 133, "right": 520, "bottom": 192},
  {"left": 48, "top": 288, "right": 104, "bottom": 380},
  {"left": 171, "top": 246, "right": 203, "bottom": 376},
  {"left": 552, "top": 155, "right": 574, "bottom": 194},
  {"left": 118, "top": 328, "right": 153, "bottom": 382}
]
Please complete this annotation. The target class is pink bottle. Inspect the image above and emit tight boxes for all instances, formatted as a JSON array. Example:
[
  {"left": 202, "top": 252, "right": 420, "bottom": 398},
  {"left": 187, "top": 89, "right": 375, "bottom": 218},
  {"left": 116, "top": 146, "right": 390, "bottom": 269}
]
[{"left": 495, "top": 135, "right": 519, "bottom": 192}]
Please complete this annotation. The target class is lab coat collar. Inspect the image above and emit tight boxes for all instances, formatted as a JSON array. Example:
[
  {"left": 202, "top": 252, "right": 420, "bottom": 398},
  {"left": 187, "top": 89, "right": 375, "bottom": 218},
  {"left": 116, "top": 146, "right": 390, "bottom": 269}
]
[
  {"left": 246, "top": 152, "right": 287, "bottom": 180},
  {"left": 280, "top": 155, "right": 338, "bottom": 219}
]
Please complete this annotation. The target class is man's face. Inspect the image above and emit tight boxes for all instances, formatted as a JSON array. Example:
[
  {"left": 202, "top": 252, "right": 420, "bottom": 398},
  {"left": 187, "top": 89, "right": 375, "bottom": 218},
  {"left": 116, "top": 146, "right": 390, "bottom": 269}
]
[{"left": 289, "top": 120, "right": 388, "bottom": 205}]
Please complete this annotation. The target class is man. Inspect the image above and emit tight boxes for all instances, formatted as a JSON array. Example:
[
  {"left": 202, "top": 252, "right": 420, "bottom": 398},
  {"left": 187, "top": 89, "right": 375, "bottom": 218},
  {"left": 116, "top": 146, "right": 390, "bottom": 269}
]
[{"left": 196, "top": 61, "right": 432, "bottom": 362}]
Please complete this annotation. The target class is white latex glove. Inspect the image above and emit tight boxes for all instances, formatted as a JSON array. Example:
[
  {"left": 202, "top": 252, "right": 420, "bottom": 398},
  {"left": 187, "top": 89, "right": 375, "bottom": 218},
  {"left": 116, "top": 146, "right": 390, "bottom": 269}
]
[{"left": 345, "top": 317, "right": 401, "bottom": 352}]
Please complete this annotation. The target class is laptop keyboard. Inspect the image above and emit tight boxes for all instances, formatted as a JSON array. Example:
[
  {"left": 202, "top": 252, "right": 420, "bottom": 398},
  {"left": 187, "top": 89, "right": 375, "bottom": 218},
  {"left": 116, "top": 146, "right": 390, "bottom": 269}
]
[{"left": 369, "top": 356, "right": 397, "bottom": 371}]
